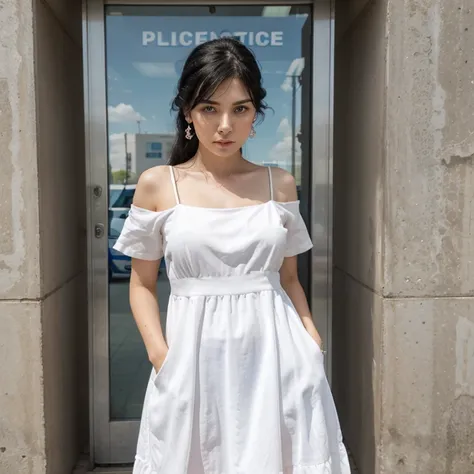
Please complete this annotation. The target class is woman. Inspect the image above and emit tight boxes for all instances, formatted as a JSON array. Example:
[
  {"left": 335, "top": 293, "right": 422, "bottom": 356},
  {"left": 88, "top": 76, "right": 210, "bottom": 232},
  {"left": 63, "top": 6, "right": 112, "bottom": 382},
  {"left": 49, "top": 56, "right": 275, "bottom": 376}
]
[{"left": 114, "top": 38, "right": 350, "bottom": 474}]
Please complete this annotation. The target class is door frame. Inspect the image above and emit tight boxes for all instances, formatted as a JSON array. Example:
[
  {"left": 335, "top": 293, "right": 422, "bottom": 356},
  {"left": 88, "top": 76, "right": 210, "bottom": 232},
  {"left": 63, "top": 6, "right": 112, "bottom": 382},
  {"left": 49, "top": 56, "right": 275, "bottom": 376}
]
[{"left": 83, "top": 0, "right": 334, "bottom": 465}]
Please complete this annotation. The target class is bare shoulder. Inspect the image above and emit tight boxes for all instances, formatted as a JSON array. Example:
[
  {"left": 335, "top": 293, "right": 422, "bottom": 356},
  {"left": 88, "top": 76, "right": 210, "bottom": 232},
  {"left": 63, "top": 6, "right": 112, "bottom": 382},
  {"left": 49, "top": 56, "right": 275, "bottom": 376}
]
[
  {"left": 133, "top": 165, "right": 172, "bottom": 211},
  {"left": 269, "top": 166, "right": 298, "bottom": 202}
]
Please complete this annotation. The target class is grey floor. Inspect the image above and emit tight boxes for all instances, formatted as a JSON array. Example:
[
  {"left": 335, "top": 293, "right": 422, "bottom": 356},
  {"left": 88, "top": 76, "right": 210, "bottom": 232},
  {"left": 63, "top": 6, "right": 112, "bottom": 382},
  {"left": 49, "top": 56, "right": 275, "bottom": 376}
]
[{"left": 86, "top": 450, "right": 359, "bottom": 473}]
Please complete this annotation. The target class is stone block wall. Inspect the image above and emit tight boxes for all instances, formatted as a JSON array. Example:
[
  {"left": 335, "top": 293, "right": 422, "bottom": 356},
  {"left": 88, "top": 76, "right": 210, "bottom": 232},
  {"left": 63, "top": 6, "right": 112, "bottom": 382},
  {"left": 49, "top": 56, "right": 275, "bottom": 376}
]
[
  {"left": 334, "top": 1, "right": 474, "bottom": 472},
  {"left": 0, "top": 0, "right": 87, "bottom": 472}
]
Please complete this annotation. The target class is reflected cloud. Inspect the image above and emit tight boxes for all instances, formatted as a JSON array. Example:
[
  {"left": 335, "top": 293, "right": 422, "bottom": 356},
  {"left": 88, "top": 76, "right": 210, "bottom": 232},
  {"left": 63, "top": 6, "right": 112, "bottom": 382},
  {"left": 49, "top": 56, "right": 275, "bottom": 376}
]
[
  {"left": 281, "top": 58, "right": 305, "bottom": 92},
  {"left": 108, "top": 103, "right": 146, "bottom": 123},
  {"left": 277, "top": 117, "right": 291, "bottom": 136},
  {"left": 133, "top": 62, "right": 178, "bottom": 78},
  {"left": 269, "top": 117, "right": 301, "bottom": 165}
]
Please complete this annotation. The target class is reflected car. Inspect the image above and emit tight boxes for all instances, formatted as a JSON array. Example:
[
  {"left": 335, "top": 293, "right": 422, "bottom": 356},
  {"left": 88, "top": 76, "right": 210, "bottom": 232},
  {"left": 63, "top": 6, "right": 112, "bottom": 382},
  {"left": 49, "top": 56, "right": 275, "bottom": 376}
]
[
  {"left": 108, "top": 186, "right": 135, "bottom": 280},
  {"left": 109, "top": 184, "right": 136, "bottom": 208},
  {"left": 108, "top": 206, "right": 166, "bottom": 280},
  {"left": 108, "top": 210, "right": 132, "bottom": 280}
]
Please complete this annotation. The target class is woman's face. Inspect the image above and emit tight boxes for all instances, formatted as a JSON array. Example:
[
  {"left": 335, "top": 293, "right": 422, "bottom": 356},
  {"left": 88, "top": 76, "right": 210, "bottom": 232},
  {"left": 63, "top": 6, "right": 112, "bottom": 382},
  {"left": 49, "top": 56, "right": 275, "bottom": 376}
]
[{"left": 187, "top": 78, "right": 256, "bottom": 157}]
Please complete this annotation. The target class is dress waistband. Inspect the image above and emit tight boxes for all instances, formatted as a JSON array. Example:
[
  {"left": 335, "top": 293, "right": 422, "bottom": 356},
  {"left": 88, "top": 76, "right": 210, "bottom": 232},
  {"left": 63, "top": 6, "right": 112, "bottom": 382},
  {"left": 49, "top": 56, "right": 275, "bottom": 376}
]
[{"left": 169, "top": 272, "right": 281, "bottom": 297}]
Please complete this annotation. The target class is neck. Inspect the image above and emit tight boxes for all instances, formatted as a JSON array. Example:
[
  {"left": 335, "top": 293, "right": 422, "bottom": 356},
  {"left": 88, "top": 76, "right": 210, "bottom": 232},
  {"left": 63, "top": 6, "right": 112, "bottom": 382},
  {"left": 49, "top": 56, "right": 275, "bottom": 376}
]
[{"left": 189, "top": 146, "right": 245, "bottom": 178}]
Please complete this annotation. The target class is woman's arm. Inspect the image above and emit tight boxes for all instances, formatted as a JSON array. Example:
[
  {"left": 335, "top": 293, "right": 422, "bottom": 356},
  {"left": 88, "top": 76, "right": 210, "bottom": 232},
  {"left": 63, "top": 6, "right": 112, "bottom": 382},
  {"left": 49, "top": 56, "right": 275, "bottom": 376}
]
[
  {"left": 280, "top": 257, "right": 323, "bottom": 349},
  {"left": 128, "top": 168, "right": 169, "bottom": 372},
  {"left": 130, "top": 259, "right": 168, "bottom": 372},
  {"left": 274, "top": 167, "right": 323, "bottom": 349}
]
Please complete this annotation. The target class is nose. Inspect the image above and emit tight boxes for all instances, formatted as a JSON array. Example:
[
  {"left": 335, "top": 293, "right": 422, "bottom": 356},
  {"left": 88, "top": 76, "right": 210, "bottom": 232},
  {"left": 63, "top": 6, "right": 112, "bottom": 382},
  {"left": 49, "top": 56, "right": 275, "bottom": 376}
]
[{"left": 217, "top": 113, "right": 232, "bottom": 135}]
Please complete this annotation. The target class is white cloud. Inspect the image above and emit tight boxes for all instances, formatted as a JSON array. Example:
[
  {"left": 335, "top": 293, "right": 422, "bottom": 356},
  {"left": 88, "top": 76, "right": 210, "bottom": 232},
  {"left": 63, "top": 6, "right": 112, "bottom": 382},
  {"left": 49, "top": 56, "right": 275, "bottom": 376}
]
[
  {"left": 268, "top": 117, "right": 301, "bottom": 166},
  {"left": 277, "top": 117, "right": 291, "bottom": 136},
  {"left": 268, "top": 118, "right": 329, "bottom": 184},
  {"left": 280, "top": 58, "right": 305, "bottom": 92},
  {"left": 108, "top": 103, "right": 146, "bottom": 123},
  {"left": 133, "top": 62, "right": 177, "bottom": 78},
  {"left": 280, "top": 78, "right": 292, "bottom": 93}
]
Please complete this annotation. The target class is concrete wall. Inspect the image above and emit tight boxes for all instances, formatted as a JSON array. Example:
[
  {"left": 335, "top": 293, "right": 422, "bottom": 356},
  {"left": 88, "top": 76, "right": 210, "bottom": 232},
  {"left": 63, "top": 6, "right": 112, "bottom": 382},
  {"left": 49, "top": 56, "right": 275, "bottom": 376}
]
[
  {"left": 334, "top": 0, "right": 474, "bottom": 473},
  {"left": 35, "top": 0, "right": 89, "bottom": 468},
  {"left": 0, "top": 0, "right": 45, "bottom": 471},
  {"left": 333, "top": 1, "right": 385, "bottom": 472},
  {"left": 381, "top": 1, "right": 474, "bottom": 472},
  {"left": 0, "top": 0, "right": 87, "bottom": 472}
]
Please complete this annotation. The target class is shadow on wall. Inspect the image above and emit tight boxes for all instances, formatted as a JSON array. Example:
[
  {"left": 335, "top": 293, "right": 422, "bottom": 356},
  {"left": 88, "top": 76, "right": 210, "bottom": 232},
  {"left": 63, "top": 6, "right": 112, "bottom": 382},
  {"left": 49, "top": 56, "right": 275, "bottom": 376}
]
[{"left": 331, "top": 0, "right": 384, "bottom": 473}]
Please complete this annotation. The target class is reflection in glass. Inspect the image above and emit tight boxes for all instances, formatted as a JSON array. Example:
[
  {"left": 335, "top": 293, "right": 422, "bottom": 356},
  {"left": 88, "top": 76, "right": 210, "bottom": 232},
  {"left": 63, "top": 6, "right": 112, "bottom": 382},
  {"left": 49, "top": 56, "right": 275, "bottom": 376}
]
[{"left": 105, "top": 4, "right": 312, "bottom": 421}]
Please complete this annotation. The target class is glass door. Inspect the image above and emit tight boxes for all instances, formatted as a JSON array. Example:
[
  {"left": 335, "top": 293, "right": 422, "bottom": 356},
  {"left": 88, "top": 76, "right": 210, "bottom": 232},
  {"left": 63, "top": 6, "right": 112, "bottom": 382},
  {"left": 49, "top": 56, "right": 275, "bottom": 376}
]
[{"left": 84, "top": 0, "right": 332, "bottom": 465}]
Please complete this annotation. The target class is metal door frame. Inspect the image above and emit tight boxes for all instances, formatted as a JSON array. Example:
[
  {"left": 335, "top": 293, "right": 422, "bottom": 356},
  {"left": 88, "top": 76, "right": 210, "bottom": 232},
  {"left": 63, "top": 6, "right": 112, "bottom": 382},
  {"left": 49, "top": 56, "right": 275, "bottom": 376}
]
[{"left": 83, "top": 0, "right": 334, "bottom": 464}]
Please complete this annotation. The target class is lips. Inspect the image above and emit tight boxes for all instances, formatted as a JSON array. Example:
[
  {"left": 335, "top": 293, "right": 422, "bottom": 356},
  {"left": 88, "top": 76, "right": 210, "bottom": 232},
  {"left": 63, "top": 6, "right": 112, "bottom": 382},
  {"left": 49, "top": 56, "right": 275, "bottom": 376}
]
[{"left": 215, "top": 140, "right": 234, "bottom": 145}]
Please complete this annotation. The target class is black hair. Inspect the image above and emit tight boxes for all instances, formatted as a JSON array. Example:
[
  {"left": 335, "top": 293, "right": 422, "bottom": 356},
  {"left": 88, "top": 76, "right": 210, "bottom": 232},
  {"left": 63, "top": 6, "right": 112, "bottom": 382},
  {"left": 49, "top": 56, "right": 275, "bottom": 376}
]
[{"left": 169, "top": 37, "right": 268, "bottom": 166}]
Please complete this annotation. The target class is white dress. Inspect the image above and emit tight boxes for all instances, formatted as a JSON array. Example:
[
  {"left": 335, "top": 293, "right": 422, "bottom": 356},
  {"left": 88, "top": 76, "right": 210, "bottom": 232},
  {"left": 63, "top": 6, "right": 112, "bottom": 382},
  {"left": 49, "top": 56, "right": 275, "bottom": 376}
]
[{"left": 113, "top": 166, "right": 351, "bottom": 474}]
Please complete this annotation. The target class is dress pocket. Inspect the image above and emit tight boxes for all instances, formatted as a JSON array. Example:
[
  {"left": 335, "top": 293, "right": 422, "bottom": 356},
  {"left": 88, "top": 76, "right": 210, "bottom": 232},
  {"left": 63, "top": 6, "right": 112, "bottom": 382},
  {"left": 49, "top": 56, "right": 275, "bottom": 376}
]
[
  {"left": 298, "top": 321, "right": 324, "bottom": 360},
  {"left": 283, "top": 293, "right": 323, "bottom": 359},
  {"left": 151, "top": 348, "right": 171, "bottom": 386}
]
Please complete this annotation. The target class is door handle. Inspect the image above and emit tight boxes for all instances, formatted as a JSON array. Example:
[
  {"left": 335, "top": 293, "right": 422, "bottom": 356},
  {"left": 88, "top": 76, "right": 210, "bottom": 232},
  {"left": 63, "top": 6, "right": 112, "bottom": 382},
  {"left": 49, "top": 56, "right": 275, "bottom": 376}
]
[
  {"left": 95, "top": 223, "right": 105, "bottom": 239},
  {"left": 93, "top": 185, "right": 102, "bottom": 198}
]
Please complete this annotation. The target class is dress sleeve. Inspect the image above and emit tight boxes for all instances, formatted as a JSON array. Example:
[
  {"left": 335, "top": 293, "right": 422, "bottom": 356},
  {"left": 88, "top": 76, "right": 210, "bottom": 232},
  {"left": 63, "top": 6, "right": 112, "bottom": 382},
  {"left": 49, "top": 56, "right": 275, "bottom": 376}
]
[
  {"left": 282, "top": 201, "right": 313, "bottom": 257},
  {"left": 112, "top": 205, "right": 165, "bottom": 261}
]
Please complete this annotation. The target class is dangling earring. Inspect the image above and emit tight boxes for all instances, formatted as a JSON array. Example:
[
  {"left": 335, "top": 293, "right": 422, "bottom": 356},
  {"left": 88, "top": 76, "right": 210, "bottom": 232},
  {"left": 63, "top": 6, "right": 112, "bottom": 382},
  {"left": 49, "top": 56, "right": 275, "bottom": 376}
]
[
  {"left": 185, "top": 124, "right": 194, "bottom": 140},
  {"left": 249, "top": 126, "right": 256, "bottom": 138}
]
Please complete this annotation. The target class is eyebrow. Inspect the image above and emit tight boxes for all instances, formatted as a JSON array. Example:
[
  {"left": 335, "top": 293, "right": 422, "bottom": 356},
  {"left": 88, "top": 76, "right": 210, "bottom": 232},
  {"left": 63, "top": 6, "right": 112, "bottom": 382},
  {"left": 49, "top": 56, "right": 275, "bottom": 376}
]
[{"left": 200, "top": 99, "right": 252, "bottom": 106}]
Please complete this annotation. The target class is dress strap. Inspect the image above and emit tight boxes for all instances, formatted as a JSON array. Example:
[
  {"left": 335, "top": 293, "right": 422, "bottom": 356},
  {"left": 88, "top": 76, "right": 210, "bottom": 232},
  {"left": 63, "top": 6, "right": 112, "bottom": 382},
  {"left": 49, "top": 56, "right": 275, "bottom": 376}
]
[
  {"left": 169, "top": 166, "right": 180, "bottom": 204},
  {"left": 267, "top": 166, "right": 274, "bottom": 201}
]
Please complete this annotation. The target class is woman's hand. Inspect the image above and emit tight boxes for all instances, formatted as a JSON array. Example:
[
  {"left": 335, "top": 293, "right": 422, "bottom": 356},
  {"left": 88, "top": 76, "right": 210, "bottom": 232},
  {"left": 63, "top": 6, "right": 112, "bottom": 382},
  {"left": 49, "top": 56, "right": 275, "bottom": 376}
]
[
  {"left": 280, "top": 256, "right": 323, "bottom": 352},
  {"left": 150, "top": 347, "right": 169, "bottom": 374},
  {"left": 306, "top": 328, "right": 323, "bottom": 350},
  {"left": 312, "top": 333, "right": 323, "bottom": 350}
]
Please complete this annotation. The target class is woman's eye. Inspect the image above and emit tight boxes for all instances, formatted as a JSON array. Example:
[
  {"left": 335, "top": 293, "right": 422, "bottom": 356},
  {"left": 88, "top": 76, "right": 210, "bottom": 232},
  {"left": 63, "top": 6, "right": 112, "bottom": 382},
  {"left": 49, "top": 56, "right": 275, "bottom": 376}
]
[
  {"left": 203, "top": 106, "right": 215, "bottom": 113},
  {"left": 235, "top": 106, "right": 248, "bottom": 114}
]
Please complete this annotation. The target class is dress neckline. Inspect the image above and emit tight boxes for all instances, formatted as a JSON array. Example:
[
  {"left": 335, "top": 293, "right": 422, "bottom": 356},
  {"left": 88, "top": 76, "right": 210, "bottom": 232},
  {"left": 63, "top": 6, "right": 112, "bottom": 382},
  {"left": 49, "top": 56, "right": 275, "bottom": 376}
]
[
  {"left": 130, "top": 200, "right": 300, "bottom": 215},
  {"left": 177, "top": 200, "right": 272, "bottom": 212}
]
